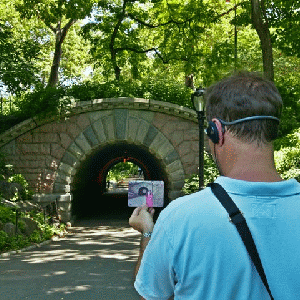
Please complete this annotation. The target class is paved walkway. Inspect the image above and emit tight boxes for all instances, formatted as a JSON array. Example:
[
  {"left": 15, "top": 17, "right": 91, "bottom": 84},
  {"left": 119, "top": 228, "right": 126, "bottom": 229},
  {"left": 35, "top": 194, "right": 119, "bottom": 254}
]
[{"left": 0, "top": 219, "right": 141, "bottom": 299}]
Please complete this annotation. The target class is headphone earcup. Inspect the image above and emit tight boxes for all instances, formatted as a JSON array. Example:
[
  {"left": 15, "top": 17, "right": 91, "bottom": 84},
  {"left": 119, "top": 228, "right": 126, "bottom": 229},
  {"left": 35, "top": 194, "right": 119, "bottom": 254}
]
[{"left": 206, "top": 121, "right": 219, "bottom": 144}]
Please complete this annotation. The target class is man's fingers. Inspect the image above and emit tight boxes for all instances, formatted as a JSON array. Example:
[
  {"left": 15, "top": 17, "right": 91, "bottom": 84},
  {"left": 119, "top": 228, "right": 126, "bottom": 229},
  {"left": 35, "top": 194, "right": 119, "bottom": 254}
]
[
  {"left": 141, "top": 204, "right": 149, "bottom": 211},
  {"left": 148, "top": 207, "right": 155, "bottom": 216},
  {"left": 131, "top": 206, "right": 142, "bottom": 217}
]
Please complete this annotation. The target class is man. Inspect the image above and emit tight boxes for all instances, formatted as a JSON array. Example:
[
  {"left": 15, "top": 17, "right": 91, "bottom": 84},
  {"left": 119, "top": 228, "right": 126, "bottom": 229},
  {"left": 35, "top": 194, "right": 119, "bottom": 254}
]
[{"left": 129, "top": 72, "right": 300, "bottom": 299}]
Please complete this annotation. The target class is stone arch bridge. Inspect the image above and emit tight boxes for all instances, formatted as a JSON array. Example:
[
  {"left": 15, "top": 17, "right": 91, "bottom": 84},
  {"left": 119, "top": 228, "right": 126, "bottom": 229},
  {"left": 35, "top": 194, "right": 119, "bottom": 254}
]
[{"left": 0, "top": 98, "right": 207, "bottom": 222}]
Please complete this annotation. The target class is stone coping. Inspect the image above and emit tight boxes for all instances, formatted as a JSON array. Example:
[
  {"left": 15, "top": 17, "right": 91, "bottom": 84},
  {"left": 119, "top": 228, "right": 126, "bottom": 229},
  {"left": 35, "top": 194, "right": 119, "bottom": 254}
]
[
  {"left": 32, "top": 193, "right": 72, "bottom": 204},
  {"left": 0, "top": 98, "right": 197, "bottom": 147}
]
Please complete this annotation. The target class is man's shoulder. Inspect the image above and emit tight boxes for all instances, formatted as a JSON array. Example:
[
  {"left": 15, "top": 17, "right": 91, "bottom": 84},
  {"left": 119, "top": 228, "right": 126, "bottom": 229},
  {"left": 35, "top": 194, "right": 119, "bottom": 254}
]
[
  {"left": 157, "top": 176, "right": 300, "bottom": 226},
  {"left": 158, "top": 187, "right": 214, "bottom": 224}
]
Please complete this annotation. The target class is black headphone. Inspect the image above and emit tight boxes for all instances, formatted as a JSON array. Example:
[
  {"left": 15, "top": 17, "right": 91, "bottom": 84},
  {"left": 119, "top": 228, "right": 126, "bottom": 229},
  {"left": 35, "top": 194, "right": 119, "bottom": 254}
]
[{"left": 206, "top": 116, "right": 280, "bottom": 144}]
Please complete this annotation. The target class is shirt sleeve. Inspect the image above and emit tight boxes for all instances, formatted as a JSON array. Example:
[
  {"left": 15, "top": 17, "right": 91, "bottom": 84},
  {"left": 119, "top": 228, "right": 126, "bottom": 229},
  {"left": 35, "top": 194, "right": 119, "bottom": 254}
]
[{"left": 134, "top": 217, "right": 176, "bottom": 300}]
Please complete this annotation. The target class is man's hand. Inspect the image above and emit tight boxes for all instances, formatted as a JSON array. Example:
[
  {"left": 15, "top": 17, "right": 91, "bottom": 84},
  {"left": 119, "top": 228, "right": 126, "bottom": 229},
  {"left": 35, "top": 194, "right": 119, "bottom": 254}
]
[{"left": 129, "top": 205, "right": 155, "bottom": 234}]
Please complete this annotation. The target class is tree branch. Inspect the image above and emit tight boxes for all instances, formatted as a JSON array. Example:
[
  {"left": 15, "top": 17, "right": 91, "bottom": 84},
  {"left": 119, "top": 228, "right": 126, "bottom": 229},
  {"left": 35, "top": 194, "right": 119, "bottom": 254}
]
[
  {"left": 60, "top": 19, "right": 77, "bottom": 44},
  {"left": 114, "top": 46, "right": 170, "bottom": 63},
  {"left": 214, "top": 2, "right": 245, "bottom": 21},
  {"left": 114, "top": 46, "right": 156, "bottom": 54},
  {"left": 260, "top": 0, "right": 269, "bottom": 22},
  {"left": 126, "top": 13, "right": 192, "bottom": 29},
  {"left": 48, "top": 24, "right": 56, "bottom": 33}
]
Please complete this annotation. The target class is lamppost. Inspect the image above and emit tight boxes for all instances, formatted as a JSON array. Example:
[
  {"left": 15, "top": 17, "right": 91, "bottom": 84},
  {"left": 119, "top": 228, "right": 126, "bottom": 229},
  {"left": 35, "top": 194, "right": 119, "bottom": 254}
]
[
  {"left": 191, "top": 87, "right": 206, "bottom": 191},
  {"left": 226, "top": 0, "right": 238, "bottom": 70}
]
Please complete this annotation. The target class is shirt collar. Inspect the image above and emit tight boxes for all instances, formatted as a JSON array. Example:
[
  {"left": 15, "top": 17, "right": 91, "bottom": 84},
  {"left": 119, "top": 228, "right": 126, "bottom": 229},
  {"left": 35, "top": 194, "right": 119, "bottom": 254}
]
[{"left": 214, "top": 176, "right": 300, "bottom": 197}]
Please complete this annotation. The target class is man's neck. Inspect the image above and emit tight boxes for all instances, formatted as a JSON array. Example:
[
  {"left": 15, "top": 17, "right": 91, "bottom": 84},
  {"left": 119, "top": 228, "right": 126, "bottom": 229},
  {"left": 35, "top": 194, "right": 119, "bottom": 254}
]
[
  {"left": 226, "top": 168, "right": 283, "bottom": 182},
  {"left": 219, "top": 138, "right": 283, "bottom": 183}
]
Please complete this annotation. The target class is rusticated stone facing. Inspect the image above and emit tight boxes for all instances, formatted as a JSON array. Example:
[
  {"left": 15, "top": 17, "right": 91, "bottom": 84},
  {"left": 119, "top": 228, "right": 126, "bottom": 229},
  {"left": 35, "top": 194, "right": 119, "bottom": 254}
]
[
  {"left": 0, "top": 98, "right": 206, "bottom": 222},
  {"left": 114, "top": 109, "right": 129, "bottom": 140},
  {"left": 128, "top": 117, "right": 139, "bottom": 142},
  {"left": 83, "top": 126, "right": 98, "bottom": 147},
  {"left": 74, "top": 132, "right": 92, "bottom": 154},
  {"left": 102, "top": 115, "right": 115, "bottom": 142},
  {"left": 135, "top": 120, "right": 150, "bottom": 144}
]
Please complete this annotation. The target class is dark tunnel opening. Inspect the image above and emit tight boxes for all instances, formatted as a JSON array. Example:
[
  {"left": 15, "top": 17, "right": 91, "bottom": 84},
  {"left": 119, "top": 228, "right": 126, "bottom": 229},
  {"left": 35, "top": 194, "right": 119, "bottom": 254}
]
[{"left": 71, "top": 142, "right": 169, "bottom": 221}]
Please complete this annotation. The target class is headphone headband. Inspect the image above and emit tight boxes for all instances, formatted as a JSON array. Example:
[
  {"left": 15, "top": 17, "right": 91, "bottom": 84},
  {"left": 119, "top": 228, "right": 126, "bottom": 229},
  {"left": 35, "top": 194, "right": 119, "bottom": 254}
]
[
  {"left": 206, "top": 116, "right": 280, "bottom": 144},
  {"left": 218, "top": 116, "right": 280, "bottom": 126}
]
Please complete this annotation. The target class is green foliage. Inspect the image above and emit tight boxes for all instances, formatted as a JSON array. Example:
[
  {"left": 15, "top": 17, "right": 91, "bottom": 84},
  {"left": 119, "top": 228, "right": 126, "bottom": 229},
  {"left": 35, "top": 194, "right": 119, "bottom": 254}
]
[
  {"left": 25, "top": 211, "right": 66, "bottom": 241},
  {"left": 107, "top": 162, "right": 139, "bottom": 182},
  {"left": 267, "top": 0, "right": 300, "bottom": 58},
  {"left": 274, "top": 127, "right": 300, "bottom": 182},
  {"left": 0, "top": 0, "right": 46, "bottom": 94},
  {"left": 0, "top": 205, "right": 15, "bottom": 224},
  {"left": 0, "top": 152, "right": 7, "bottom": 178},
  {"left": 7, "top": 174, "right": 33, "bottom": 201},
  {"left": 0, "top": 207, "right": 67, "bottom": 253},
  {"left": 0, "top": 231, "right": 9, "bottom": 249},
  {"left": 16, "top": 0, "right": 95, "bottom": 23},
  {"left": 0, "top": 153, "right": 33, "bottom": 201},
  {"left": 0, "top": 19, "right": 41, "bottom": 94},
  {"left": 273, "top": 53, "right": 300, "bottom": 139},
  {"left": 183, "top": 151, "right": 220, "bottom": 195},
  {"left": 8, "top": 76, "right": 192, "bottom": 122},
  {"left": 2, "top": 234, "right": 31, "bottom": 252},
  {"left": 67, "top": 77, "right": 192, "bottom": 107},
  {"left": 15, "top": 0, "right": 96, "bottom": 87},
  {"left": 14, "top": 85, "right": 73, "bottom": 120},
  {"left": 28, "top": 230, "right": 42, "bottom": 244}
]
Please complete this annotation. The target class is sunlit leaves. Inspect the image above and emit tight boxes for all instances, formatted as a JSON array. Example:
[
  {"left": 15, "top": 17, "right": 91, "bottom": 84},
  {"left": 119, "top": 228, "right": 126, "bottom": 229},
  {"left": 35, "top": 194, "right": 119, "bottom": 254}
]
[
  {"left": 266, "top": 0, "right": 300, "bottom": 57},
  {"left": 0, "top": 1, "right": 43, "bottom": 94}
]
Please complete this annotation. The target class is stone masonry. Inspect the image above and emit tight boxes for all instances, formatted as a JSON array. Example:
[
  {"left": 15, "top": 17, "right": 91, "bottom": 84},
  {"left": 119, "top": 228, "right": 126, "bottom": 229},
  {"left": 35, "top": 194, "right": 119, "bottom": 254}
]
[{"left": 0, "top": 98, "right": 208, "bottom": 222}]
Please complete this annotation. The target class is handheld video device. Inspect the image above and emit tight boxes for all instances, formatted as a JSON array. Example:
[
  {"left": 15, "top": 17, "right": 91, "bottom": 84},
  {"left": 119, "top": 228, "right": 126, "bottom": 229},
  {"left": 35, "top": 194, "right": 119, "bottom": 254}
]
[{"left": 128, "top": 180, "right": 164, "bottom": 207}]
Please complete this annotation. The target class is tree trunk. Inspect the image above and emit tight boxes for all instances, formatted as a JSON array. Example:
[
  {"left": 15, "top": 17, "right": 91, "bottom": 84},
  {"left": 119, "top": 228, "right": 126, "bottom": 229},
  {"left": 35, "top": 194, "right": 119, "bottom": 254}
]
[
  {"left": 47, "top": 19, "right": 77, "bottom": 87},
  {"left": 48, "top": 34, "right": 62, "bottom": 87},
  {"left": 251, "top": 0, "right": 274, "bottom": 81},
  {"left": 110, "top": 17, "right": 124, "bottom": 81}
]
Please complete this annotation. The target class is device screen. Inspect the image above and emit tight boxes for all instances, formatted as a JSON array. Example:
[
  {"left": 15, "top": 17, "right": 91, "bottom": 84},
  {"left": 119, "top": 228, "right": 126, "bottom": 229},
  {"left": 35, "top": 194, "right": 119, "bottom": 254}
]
[{"left": 128, "top": 180, "right": 164, "bottom": 207}]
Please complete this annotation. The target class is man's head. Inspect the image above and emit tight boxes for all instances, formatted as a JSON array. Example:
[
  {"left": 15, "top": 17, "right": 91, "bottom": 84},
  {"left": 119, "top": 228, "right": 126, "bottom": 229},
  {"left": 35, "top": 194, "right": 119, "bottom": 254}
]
[{"left": 205, "top": 72, "right": 283, "bottom": 145}]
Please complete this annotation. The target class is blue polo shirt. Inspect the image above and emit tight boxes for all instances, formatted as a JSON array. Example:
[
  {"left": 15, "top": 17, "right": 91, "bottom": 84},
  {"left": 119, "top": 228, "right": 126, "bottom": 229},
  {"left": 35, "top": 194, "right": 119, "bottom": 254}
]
[{"left": 134, "top": 176, "right": 300, "bottom": 299}]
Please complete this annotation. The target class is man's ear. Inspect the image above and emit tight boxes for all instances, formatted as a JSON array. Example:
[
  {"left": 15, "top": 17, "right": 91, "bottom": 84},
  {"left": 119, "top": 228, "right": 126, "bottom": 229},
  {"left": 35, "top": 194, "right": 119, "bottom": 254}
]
[{"left": 211, "top": 118, "right": 224, "bottom": 146}]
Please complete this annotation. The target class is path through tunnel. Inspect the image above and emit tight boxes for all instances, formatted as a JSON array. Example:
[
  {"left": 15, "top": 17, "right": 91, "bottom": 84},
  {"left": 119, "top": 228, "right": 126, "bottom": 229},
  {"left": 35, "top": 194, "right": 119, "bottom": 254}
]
[{"left": 72, "top": 143, "right": 169, "bottom": 221}]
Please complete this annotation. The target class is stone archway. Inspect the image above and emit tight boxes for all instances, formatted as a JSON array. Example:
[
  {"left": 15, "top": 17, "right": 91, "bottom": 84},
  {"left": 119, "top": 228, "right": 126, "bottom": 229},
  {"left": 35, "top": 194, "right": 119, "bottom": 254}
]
[
  {"left": 53, "top": 106, "right": 186, "bottom": 221},
  {"left": 71, "top": 142, "right": 168, "bottom": 219}
]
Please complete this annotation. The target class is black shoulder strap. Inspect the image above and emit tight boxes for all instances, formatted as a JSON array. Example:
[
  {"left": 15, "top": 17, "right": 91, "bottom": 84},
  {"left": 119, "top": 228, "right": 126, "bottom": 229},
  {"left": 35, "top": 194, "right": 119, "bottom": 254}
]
[{"left": 208, "top": 182, "right": 274, "bottom": 300}]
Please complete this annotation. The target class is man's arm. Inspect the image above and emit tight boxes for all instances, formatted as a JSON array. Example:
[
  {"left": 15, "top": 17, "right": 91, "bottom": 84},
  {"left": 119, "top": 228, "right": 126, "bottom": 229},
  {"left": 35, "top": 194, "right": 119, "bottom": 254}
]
[
  {"left": 135, "top": 235, "right": 151, "bottom": 278},
  {"left": 129, "top": 205, "right": 155, "bottom": 278},
  {"left": 129, "top": 205, "right": 175, "bottom": 300}
]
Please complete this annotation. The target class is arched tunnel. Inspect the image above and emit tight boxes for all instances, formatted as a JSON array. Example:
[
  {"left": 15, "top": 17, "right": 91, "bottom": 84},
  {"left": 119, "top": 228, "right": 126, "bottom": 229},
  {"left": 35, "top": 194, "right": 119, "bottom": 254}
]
[{"left": 72, "top": 142, "right": 169, "bottom": 220}]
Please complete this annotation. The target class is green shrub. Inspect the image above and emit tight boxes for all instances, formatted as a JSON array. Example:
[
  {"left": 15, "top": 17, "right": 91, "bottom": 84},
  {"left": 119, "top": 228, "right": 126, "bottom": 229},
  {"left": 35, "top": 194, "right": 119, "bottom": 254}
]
[
  {"left": 3, "top": 235, "right": 31, "bottom": 252},
  {"left": 29, "top": 230, "right": 42, "bottom": 244},
  {"left": 7, "top": 173, "right": 33, "bottom": 201},
  {"left": 0, "top": 152, "right": 34, "bottom": 201},
  {"left": 0, "top": 205, "right": 15, "bottom": 224},
  {"left": 107, "top": 162, "right": 139, "bottom": 182},
  {"left": 0, "top": 231, "right": 32, "bottom": 253},
  {"left": 274, "top": 127, "right": 300, "bottom": 181},
  {"left": 0, "top": 205, "right": 67, "bottom": 253},
  {"left": 275, "top": 143, "right": 300, "bottom": 181},
  {"left": 0, "top": 231, "right": 8, "bottom": 249},
  {"left": 14, "top": 85, "right": 73, "bottom": 120},
  {"left": 67, "top": 78, "right": 192, "bottom": 108}
]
